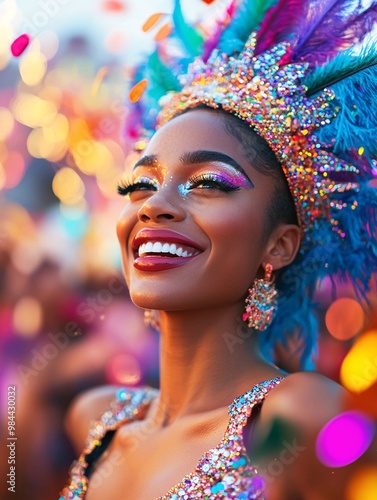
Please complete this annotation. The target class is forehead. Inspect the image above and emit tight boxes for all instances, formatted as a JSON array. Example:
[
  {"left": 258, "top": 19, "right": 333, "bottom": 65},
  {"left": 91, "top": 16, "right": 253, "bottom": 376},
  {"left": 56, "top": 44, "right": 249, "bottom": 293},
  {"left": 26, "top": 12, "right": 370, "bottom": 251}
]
[{"left": 145, "top": 108, "right": 249, "bottom": 166}]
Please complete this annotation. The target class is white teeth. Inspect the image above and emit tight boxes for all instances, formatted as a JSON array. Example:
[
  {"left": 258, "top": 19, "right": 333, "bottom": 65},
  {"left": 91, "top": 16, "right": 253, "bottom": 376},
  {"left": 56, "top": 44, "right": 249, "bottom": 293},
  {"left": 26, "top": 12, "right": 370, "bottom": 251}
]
[
  {"left": 152, "top": 242, "right": 162, "bottom": 252},
  {"left": 162, "top": 243, "right": 170, "bottom": 253},
  {"left": 145, "top": 241, "right": 153, "bottom": 253},
  {"left": 138, "top": 241, "right": 200, "bottom": 258}
]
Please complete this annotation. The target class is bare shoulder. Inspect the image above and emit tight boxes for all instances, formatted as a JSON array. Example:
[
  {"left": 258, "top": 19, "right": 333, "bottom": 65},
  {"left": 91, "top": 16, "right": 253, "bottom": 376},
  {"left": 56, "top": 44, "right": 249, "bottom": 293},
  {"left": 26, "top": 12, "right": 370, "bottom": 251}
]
[
  {"left": 260, "top": 371, "right": 346, "bottom": 432},
  {"left": 65, "top": 385, "right": 120, "bottom": 454}
]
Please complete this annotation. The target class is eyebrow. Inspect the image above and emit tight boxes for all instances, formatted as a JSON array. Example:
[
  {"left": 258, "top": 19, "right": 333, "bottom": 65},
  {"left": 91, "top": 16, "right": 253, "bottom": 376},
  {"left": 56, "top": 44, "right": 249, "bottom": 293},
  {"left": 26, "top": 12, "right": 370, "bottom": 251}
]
[
  {"left": 133, "top": 155, "right": 158, "bottom": 170},
  {"left": 133, "top": 150, "right": 254, "bottom": 186}
]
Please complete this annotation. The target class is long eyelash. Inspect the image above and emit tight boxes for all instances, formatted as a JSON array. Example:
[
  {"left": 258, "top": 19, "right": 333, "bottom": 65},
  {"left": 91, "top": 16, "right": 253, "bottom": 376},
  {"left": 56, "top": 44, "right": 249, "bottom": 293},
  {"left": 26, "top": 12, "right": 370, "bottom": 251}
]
[
  {"left": 188, "top": 173, "right": 241, "bottom": 192},
  {"left": 117, "top": 178, "right": 157, "bottom": 196}
]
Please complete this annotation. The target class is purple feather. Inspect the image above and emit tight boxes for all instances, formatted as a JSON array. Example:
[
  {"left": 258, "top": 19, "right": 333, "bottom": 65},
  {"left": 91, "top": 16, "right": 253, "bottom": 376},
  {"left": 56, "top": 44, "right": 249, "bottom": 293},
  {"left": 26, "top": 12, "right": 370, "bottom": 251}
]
[
  {"left": 292, "top": 0, "right": 377, "bottom": 65},
  {"left": 255, "top": 0, "right": 307, "bottom": 55}
]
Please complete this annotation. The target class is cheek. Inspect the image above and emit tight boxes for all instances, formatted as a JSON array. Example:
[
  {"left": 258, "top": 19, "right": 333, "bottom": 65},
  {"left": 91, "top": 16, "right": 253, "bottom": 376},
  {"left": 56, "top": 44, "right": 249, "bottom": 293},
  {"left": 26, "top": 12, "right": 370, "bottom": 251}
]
[
  {"left": 197, "top": 202, "right": 266, "bottom": 288},
  {"left": 116, "top": 205, "right": 137, "bottom": 279}
]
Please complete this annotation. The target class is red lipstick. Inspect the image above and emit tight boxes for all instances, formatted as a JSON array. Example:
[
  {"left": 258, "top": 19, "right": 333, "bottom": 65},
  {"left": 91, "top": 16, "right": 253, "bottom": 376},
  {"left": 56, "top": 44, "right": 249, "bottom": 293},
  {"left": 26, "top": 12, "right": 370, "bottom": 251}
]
[{"left": 132, "top": 229, "right": 204, "bottom": 272}]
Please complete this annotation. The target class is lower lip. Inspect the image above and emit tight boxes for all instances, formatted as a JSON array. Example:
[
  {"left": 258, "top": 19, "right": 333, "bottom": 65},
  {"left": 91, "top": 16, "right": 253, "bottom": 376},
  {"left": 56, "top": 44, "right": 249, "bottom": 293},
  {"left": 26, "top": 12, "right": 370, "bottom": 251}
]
[{"left": 133, "top": 255, "right": 199, "bottom": 272}]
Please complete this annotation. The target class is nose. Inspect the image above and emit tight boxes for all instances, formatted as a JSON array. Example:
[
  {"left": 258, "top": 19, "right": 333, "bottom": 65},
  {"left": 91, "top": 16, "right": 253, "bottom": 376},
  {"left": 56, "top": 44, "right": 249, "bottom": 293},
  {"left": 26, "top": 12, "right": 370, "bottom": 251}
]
[{"left": 137, "top": 188, "right": 186, "bottom": 223}]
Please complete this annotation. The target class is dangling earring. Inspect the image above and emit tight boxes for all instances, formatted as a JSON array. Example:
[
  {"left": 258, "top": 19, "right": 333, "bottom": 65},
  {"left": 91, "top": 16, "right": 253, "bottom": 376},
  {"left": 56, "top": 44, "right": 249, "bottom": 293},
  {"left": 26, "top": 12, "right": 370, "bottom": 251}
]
[
  {"left": 243, "top": 263, "right": 278, "bottom": 331},
  {"left": 144, "top": 309, "right": 160, "bottom": 331}
]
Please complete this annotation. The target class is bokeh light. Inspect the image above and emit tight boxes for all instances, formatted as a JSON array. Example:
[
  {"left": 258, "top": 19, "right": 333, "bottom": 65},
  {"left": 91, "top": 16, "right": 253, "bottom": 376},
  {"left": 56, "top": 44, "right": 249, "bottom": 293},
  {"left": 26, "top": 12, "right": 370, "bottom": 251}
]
[
  {"left": 13, "top": 93, "right": 57, "bottom": 128},
  {"left": 316, "top": 411, "right": 375, "bottom": 467},
  {"left": 0, "top": 25, "right": 13, "bottom": 69},
  {"left": 106, "top": 353, "right": 142, "bottom": 385},
  {"left": 13, "top": 296, "right": 43, "bottom": 337},
  {"left": 19, "top": 50, "right": 47, "bottom": 86},
  {"left": 346, "top": 466, "right": 377, "bottom": 500},
  {"left": 105, "top": 29, "right": 127, "bottom": 54},
  {"left": 52, "top": 167, "right": 86, "bottom": 205},
  {"left": 11, "top": 240, "right": 43, "bottom": 275},
  {"left": 340, "top": 330, "right": 377, "bottom": 393},
  {"left": 325, "top": 298, "right": 365, "bottom": 340},
  {"left": 38, "top": 30, "right": 60, "bottom": 61},
  {"left": 0, "top": 106, "right": 15, "bottom": 140},
  {"left": 3, "top": 150, "right": 25, "bottom": 189}
]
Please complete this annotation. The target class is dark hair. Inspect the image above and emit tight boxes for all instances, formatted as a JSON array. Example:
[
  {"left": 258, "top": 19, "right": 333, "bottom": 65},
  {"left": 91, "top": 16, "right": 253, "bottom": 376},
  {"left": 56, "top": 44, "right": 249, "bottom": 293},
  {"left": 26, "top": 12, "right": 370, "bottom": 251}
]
[{"left": 218, "top": 110, "right": 298, "bottom": 233}]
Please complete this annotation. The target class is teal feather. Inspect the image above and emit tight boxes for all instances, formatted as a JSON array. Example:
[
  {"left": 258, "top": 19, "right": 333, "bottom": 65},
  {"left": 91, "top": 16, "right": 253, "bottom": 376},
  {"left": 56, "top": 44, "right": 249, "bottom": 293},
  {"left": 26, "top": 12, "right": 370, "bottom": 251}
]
[
  {"left": 218, "top": 0, "right": 279, "bottom": 54},
  {"left": 305, "top": 40, "right": 377, "bottom": 95},
  {"left": 146, "top": 51, "right": 181, "bottom": 99},
  {"left": 172, "top": 0, "right": 204, "bottom": 57}
]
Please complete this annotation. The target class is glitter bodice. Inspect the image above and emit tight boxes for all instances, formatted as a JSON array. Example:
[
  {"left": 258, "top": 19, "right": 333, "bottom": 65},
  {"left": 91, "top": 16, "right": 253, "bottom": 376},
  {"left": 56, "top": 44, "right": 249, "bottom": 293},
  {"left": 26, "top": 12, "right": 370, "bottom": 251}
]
[{"left": 59, "top": 377, "right": 284, "bottom": 500}]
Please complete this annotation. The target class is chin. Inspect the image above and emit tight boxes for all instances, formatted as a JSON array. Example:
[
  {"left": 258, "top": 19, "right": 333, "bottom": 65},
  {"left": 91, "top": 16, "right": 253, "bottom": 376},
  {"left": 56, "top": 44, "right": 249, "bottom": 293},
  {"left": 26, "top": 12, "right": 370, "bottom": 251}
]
[{"left": 129, "top": 286, "right": 184, "bottom": 311}]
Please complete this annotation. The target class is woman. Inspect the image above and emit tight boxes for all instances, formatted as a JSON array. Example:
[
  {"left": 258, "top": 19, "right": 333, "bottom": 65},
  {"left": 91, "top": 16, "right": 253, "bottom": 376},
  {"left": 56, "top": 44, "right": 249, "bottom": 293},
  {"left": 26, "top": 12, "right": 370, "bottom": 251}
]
[{"left": 60, "top": 0, "right": 377, "bottom": 498}]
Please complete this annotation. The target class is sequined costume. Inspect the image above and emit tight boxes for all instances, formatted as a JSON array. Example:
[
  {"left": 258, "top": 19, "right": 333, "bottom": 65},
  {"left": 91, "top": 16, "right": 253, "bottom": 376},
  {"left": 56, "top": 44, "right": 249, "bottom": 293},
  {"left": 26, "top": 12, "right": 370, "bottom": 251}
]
[{"left": 59, "top": 377, "right": 283, "bottom": 499}]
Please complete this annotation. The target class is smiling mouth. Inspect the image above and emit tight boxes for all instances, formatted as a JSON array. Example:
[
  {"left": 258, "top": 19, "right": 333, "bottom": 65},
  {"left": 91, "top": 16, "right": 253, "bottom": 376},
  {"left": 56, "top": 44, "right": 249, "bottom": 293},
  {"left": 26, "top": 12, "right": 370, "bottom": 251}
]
[{"left": 137, "top": 241, "right": 201, "bottom": 258}]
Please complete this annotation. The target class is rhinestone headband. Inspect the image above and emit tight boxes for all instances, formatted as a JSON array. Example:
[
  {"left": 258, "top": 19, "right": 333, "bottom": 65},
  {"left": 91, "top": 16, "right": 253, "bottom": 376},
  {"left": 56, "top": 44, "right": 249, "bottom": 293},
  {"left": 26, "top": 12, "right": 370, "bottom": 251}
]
[{"left": 157, "top": 32, "right": 359, "bottom": 241}]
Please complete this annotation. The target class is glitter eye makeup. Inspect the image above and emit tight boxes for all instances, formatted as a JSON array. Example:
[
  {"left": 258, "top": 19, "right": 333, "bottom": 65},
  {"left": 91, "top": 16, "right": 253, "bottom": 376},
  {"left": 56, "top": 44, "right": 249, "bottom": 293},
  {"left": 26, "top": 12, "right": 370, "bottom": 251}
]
[
  {"left": 118, "top": 176, "right": 158, "bottom": 196},
  {"left": 186, "top": 172, "right": 250, "bottom": 192}
]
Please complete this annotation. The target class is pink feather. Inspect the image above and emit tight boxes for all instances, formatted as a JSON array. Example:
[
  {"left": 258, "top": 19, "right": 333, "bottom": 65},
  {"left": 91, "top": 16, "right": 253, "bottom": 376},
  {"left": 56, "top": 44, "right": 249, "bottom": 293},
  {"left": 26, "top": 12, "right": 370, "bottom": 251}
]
[{"left": 255, "top": 0, "right": 306, "bottom": 55}]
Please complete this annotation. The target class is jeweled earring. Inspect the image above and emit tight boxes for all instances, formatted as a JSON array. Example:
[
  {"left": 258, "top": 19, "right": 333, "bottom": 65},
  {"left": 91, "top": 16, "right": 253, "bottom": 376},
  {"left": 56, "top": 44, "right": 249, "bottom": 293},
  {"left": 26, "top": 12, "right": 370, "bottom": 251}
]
[
  {"left": 243, "top": 263, "right": 278, "bottom": 331},
  {"left": 144, "top": 309, "right": 160, "bottom": 331}
]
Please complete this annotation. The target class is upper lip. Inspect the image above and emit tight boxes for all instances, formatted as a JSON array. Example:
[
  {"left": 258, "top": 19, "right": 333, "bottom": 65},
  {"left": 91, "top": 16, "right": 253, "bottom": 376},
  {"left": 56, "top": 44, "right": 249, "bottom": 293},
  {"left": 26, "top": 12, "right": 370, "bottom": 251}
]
[{"left": 132, "top": 229, "right": 205, "bottom": 254}]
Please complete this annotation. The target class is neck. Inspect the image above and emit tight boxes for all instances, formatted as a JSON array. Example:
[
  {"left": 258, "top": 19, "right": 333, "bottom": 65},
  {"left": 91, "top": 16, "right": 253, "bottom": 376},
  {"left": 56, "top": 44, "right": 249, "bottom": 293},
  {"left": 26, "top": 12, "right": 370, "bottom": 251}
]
[{"left": 155, "top": 305, "right": 283, "bottom": 424}]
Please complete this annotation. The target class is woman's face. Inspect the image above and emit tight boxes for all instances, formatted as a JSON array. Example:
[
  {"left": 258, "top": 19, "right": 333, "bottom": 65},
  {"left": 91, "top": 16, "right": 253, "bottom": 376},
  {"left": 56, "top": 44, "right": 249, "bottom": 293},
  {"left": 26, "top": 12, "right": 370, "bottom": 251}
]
[{"left": 116, "top": 109, "right": 277, "bottom": 312}]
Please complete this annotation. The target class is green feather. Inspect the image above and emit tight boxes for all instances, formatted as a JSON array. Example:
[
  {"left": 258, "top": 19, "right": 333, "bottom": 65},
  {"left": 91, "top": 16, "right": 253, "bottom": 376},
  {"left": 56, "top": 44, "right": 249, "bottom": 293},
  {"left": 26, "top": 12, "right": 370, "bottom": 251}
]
[
  {"left": 147, "top": 51, "right": 180, "bottom": 99},
  {"left": 219, "top": 0, "right": 279, "bottom": 54},
  {"left": 173, "top": 0, "right": 204, "bottom": 57}
]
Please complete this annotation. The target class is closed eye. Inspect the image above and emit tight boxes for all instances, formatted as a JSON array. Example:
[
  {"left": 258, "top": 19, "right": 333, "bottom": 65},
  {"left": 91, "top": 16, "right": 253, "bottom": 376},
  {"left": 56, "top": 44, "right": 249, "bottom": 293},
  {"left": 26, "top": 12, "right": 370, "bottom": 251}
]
[
  {"left": 187, "top": 173, "right": 241, "bottom": 192},
  {"left": 118, "top": 177, "right": 158, "bottom": 196}
]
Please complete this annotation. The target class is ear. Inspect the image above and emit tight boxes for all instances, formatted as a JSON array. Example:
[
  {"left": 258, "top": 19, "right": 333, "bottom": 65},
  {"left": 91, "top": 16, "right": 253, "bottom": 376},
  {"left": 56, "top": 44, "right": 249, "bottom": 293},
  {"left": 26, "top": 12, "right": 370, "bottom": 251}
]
[{"left": 261, "top": 224, "right": 301, "bottom": 271}]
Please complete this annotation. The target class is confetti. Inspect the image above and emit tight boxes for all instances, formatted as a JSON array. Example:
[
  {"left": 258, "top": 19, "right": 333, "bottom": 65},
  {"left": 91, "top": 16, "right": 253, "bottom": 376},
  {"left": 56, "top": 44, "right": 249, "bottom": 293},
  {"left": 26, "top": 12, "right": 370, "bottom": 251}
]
[
  {"left": 316, "top": 411, "right": 375, "bottom": 467},
  {"left": 142, "top": 13, "right": 165, "bottom": 33},
  {"left": 129, "top": 79, "right": 148, "bottom": 103},
  {"left": 91, "top": 66, "right": 109, "bottom": 97},
  {"left": 102, "top": 0, "right": 126, "bottom": 12},
  {"left": 154, "top": 23, "right": 172, "bottom": 42},
  {"left": 11, "top": 34, "right": 30, "bottom": 57}
]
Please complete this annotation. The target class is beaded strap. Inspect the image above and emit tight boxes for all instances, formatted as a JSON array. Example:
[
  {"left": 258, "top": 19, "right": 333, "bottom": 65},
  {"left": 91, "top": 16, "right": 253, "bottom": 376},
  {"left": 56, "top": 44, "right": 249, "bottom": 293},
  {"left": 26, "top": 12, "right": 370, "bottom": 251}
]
[{"left": 59, "top": 387, "right": 158, "bottom": 500}]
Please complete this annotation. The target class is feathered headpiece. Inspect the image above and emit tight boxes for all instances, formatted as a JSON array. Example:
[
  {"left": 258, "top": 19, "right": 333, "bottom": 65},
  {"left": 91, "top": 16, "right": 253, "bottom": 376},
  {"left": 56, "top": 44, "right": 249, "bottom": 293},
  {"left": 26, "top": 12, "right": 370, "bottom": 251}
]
[{"left": 125, "top": 0, "right": 377, "bottom": 368}]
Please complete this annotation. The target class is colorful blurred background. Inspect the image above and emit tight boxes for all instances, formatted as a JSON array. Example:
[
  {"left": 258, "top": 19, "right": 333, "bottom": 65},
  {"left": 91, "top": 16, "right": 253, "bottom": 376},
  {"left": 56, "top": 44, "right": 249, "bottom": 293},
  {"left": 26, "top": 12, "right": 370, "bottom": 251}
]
[{"left": 0, "top": 1, "right": 376, "bottom": 499}]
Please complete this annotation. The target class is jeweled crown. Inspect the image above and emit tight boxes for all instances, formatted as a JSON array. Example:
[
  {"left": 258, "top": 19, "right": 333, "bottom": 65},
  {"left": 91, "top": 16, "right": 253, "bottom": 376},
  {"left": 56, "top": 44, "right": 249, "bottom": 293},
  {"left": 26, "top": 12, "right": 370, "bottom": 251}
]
[{"left": 157, "top": 32, "right": 359, "bottom": 241}]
